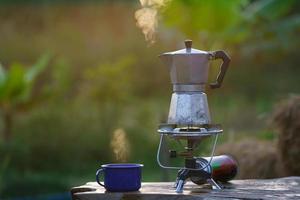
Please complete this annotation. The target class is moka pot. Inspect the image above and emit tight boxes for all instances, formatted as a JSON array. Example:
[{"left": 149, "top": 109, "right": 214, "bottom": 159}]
[{"left": 159, "top": 40, "right": 230, "bottom": 125}]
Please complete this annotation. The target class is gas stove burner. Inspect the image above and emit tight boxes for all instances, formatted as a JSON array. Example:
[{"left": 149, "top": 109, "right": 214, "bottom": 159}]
[{"left": 158, "top": 124, "right": 223, "bottom": 138}]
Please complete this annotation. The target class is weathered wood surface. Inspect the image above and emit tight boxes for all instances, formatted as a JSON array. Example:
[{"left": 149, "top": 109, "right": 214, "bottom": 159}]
[{"left": 71, "top": 176, "right": 300, "bottom": 200}]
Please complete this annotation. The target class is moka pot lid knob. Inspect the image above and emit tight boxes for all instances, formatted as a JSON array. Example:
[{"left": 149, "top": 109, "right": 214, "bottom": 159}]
[{"left": 160, "top": 39, "right": 209, "bottom": 55}]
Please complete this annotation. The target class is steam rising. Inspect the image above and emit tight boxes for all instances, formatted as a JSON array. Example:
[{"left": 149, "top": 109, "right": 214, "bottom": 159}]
[
  {"left": 135, "top": 0, "right": 170, "bottom": 44},
  {"left": 110, "top": 128, "right": 130, "bottom": 162}
]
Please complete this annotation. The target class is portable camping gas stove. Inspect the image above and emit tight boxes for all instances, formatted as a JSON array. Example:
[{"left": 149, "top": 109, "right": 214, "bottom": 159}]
[{"left": 157, "top": 40, "right": 231, "bottom": 193}]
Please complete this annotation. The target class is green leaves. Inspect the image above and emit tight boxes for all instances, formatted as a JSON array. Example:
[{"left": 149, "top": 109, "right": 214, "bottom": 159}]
[
  {"left": 161, "top": 0, "right": 299, "bottom": 49},
  {"left": 25, "top": 54, "right": 50, "bottom": 83},
  {"left": 0, "top": 54, "right": 50, "bottom": 107},
  {"left": 22, "top": 54, "right": 50, "bottom": 103},
  {"left": 0, "top": 63, "right": 25, "bottom": 104},
  {"left": 162, "top": 0, "right": 248, "bottom": 46},
  {"left": 245, "top": 0, "right": 296, "bottom": 21}
]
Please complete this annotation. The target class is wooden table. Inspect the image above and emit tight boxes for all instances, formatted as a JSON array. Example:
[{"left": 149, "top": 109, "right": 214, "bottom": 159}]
[{"left": 71, "top": 177, "right": 300, "bottom": 200}]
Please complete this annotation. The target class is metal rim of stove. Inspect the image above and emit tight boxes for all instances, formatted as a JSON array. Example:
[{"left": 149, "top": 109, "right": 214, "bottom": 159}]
[{"left": 157, "top": 123, "right": 223, "bottom": 138}]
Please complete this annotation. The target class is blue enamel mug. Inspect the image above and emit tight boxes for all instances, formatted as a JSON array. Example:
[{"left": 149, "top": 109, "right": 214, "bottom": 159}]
[{"left": 96, "top": 163, "right": 143, "bottom": 192}]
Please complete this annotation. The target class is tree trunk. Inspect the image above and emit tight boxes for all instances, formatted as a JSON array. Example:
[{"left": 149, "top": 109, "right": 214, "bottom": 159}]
[{"left": 3, "top": 110, "right": 13, "bottom": 142}]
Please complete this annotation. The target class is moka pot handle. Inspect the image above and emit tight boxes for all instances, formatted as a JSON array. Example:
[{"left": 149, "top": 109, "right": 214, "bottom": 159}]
[{"left": 209, "top": 50, "right": 231, "bottom": 89}]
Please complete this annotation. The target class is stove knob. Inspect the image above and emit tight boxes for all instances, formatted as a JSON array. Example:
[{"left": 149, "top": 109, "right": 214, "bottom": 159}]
[{"left": 169, "top": 150, "right": 177, "bottom": 158}]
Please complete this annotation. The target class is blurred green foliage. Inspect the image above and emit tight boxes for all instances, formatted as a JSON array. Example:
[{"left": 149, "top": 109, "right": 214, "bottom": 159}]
[
  {"left": 0, "top": 55, "right": 49, "bottom": 106},
  {"left": 163, "top": 0, "right": 300, "bottom": 49},
  {"left": 82, "top": 55, "right": 136, "bottom": 104},
  {"left": 0, "top": 0, "right": 132, "bottom": 5},
  {"left": 0, "top": 0, "right": 299, "bottom": 198},
  {"left": 0, "top": 55, "right": 49, "bottom": 142},
  {"left": 163, "top": 0, "right": 248, "bottom": 45}
]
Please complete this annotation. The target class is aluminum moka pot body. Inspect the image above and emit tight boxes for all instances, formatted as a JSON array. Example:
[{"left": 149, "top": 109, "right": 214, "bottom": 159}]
[
  {"left": 159, "top": 40, "right": 230, "bottom": 125},
  {"left": 160, "top": 52, "right": 211, "bottom": 85},
  {"left": 168, "top": 92, "right": 211, "bottom": 125}
]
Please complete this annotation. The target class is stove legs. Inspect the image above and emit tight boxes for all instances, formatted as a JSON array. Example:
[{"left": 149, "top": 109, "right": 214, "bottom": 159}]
[
  {"left": 207, "top": 178, "right": 222, "bottom": 190},
  {"left": 174, "top": 169, "right": 222, "bottom": 193},
  {"left": 175, "top": 180, "right": 185, "bottom": 193},
  {"left": 174, "top": 169, "right": 189, "bottom": 193}
]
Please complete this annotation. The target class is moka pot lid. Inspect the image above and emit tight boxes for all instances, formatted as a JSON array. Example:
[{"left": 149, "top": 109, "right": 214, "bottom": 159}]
[{"left": 160, "top": 40, "right": 210, "bottom": 56}]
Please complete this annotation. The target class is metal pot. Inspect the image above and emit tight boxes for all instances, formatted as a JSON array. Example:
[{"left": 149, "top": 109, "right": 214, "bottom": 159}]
[{"left": 159, "top": 40, "right": 230, "bottom": 89}]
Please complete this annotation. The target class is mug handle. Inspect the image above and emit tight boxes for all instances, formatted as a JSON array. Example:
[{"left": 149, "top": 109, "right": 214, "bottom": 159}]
[
  {"left": 96, "top": 168, "right": 105, "bottom": 187},
  {"left": 209, "top": 50, "right": 231, "bottom": 89}
]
